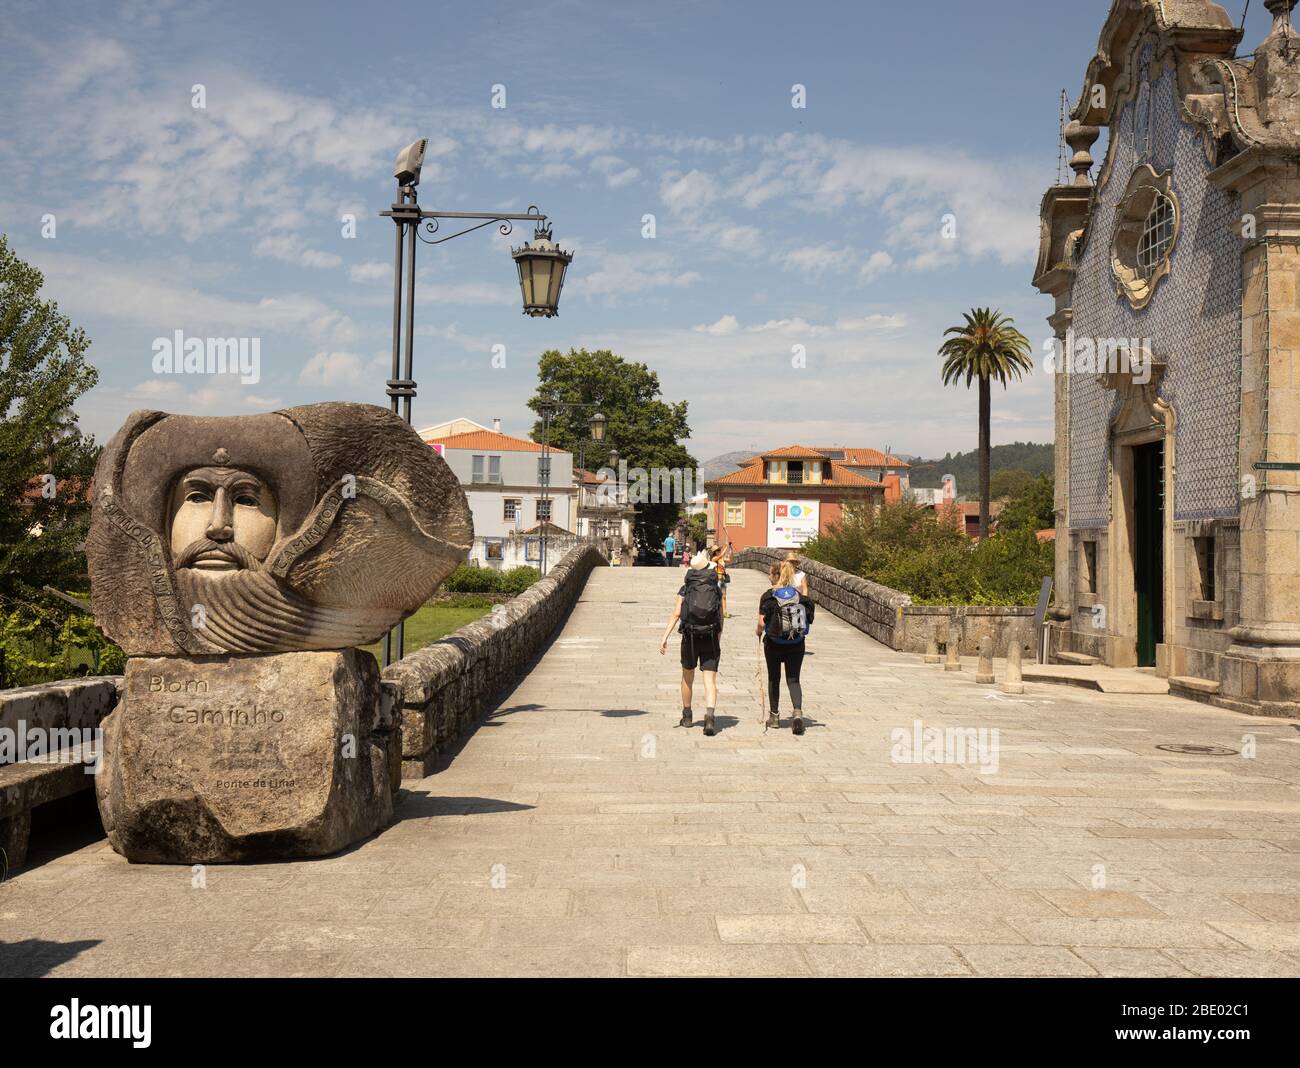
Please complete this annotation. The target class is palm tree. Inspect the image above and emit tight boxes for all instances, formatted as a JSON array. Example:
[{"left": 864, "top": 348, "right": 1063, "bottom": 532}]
[{"left": 938, "top": 308, "right": 1034, "bottom": 541}]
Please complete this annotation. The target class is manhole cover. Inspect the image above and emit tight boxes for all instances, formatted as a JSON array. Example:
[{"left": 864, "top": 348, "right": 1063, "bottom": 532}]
[{"left": 1155, "top": 743, "right": 1239, "bottom": 756}]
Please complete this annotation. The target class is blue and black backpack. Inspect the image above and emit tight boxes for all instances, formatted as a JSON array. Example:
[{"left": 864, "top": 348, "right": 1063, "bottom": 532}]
[{"left": 766, "top": 585, "right": 808, "bottom": 644}]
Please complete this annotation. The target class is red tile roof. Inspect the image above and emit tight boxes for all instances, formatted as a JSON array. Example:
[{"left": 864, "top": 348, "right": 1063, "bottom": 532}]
[
  {"left": 830, "top": 447, "right": 911, "bottom": 469},
  {"left": 759, "top": 444, "right": 828, "bottom": 460},
  {"left": 426, "top": 429, "right": 569, "bottom": 454},
  {"left": 707, "top": 451, "right": 883, "bottom": 489}
]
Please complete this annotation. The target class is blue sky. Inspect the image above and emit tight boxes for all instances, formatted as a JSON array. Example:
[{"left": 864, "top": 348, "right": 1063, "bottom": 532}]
[{"left": 0, "top": 0, "right": 1273, "bottom": 461}]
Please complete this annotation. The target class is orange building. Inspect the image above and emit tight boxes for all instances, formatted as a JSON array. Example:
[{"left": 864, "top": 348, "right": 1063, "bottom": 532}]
[{"left": 706, "top": 445, "right": 905, "bottom": 551}]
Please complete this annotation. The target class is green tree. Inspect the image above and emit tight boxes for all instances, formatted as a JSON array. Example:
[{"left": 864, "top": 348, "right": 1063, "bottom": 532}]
[
  {"left": 938, "top": 308, "right": 1034, "bottom": 540},
  {"left": 998, "top": 473, "right": 1055, "bottom": 533},
  {"left": 804, "top": 498, "right": 1052, "bottom": 606},
  {"left": 0, "top": 234, "right": 104, "bottom": 686},
  {"left": 527, "top": 348, "right": 695, "bottom": 548},
  {"left": 989, "top": 467, "right": 1033, "bottom": 501}
]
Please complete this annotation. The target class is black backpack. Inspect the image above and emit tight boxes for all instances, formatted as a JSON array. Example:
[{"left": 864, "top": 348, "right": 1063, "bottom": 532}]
[{"left": 680, "top": 570, "right": 722, "bottom": 635}]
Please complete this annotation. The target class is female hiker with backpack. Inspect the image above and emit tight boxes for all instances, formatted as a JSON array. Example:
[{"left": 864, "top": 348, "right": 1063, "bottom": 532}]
[
  {"left": 658, "top": 549, "right": 725, "bottom": 736},
  {"left": 757, "top": 559, "right": 811, "bottom": 734}
]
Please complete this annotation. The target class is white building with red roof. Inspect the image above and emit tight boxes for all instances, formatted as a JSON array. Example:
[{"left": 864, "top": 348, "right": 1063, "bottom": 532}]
[{"left": 421, "top": 419, "right": 576, "bottom": 569}]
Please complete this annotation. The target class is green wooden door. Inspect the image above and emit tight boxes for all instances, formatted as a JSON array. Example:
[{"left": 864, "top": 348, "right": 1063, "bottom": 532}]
[{"left": 1133, "top": 441, "right": 1165, "bottom": 667}]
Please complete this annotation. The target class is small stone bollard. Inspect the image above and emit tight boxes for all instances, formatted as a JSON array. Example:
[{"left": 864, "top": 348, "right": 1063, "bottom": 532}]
[
  {"left": 925, "top": 634, "right": 941, "bottom": 664},
  {"left": 944, "top": 635, "right": 962, "bottom": 672},
  {"left": 976, "top": 635, "right": 995, "bottom": 684},
  {"left": 1003, "top": 641, "right": 1025, "bottom": 694}
]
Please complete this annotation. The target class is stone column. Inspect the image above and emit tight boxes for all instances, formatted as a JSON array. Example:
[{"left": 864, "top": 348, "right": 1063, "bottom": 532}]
[{"left": 1212, "top": 151, "right": 1300, "bottom": 714}]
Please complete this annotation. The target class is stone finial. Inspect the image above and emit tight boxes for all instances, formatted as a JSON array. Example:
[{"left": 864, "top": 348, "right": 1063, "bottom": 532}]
[
  {"left": 1265, "top": 0, "right": 1297, "bottom": 36},
  {"left": 1064, "top": 121, "right": 1101, "bottom": 186}
]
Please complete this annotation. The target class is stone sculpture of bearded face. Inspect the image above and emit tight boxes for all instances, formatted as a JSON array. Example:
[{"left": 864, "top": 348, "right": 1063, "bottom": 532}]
[
  {"left": 88, "top": 403, "right": 473, "bottom": 657},
  {"left": 169, "top": 464, "right": 279, "bottom": 575}
]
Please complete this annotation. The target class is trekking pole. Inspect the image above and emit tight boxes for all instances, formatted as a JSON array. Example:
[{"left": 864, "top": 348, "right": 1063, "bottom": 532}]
[{"left": 757, "top": 635, "right": 768, "bottom": 730}]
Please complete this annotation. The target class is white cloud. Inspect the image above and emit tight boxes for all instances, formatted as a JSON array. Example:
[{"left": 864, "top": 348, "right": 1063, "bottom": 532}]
[
  {"left": 859, "top": 250, "right": 894, "bottom": 283},
  {"left": 254, "top": 234, "right": 343, "bottom": 270},
  {"left": 783, "top": 244, "right": 857, "bottom": 277},
  {"left": 660, "top": 169, "right": 721, "bottom": 217},
  {"left": 349, "top": 261, "right": 391, "bottom": 283},
  {"left": 694, "top": 314, "right": 739, "bottom": 336},
  {"left": 299, "top": 351, "right": 370, "bottom": 386},
  {"left": 32, "top": 253, "right": 360, "bottom": 345}
]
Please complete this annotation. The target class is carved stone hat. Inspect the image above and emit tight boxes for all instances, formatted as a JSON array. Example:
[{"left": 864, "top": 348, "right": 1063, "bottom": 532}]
[{"left": 88, "top": 402, "right": 474, "bottom": 657}]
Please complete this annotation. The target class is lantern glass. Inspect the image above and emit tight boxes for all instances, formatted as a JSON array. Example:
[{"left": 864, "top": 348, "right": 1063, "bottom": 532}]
[
  {"left": 511, "top": 226, "right": 572, "bottom": 317},
  {"left": 589, "top": 412, "right": 606, "bottom": 442}
]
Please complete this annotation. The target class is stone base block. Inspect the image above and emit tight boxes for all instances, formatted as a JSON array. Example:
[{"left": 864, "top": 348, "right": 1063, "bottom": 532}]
[{"left": 96, "top": 650, "right": 398, "bottom": 863}]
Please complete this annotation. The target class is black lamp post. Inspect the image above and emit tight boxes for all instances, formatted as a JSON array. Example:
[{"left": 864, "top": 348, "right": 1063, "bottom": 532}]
[
  {"left": 537, "top": 404, "right": 606, "bottom": 576},
  {"left": 379, "top": 138, "right": 572, "bottom": 665}
]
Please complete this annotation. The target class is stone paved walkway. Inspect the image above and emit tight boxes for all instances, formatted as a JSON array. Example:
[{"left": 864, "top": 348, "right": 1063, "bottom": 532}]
[{"left": 3, "top": 567, "right": 1300, "bottom": 977}]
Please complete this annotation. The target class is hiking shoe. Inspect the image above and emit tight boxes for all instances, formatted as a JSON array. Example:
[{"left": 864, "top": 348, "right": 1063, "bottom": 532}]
[
  {"left": 702, "top": 711, "right": 716, "bottom": 736},
  {"left": 792, "top": 714, "right": 805, "bottom": 736},
  {"left": 766, "top": 712, "right": 780, "bottom": 729},
  {"left": 679, "top": 710, "right": 693, "bottom": 728}
]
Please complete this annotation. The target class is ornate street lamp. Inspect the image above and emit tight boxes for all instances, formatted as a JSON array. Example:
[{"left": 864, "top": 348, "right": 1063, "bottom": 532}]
[
  {"left": 378, "top": 138, "right": 572, "bottom": 664},
  {"left": 512, "top": 224, "right": 574, "bottom": 318}
]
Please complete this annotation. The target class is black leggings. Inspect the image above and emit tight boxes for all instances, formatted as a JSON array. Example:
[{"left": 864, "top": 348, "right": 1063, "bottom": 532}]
[{"left": 764, "top": 639, "right": 805, "bottom": 711}]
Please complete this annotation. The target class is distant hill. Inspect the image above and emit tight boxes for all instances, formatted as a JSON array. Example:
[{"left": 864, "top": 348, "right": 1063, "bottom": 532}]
[
  {"left": 907, "top": 442, "right": 1054, "bottom": 491},
  {"left": 700, "top": 450, "right": 755, "bottom": 482}
]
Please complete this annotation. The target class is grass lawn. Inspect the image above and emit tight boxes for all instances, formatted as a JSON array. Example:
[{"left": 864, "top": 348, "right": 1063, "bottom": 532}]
[{"left": 362, "top": 601, "right": 491, "bottom": 659}]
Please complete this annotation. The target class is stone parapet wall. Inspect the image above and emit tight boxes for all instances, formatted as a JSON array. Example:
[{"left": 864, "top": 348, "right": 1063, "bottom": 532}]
[
  {"left": 900, "top": 605, "right": 1037, "bottom": 658},
  {"left": 383, "top": 545, "right": 605, "bottom": 778},
  {"left": 732, "top": 548, "right": 1036, "bottom": 657},
  {"left": 732, "top": 548, "right": 909, "bottom": 649},
  {"left": 0, "top": 678, "right": 121, "bottom": 760}
]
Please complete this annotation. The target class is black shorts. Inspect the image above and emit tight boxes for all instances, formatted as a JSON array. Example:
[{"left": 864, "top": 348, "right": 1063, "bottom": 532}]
[{"left": 680, "top": 630, "right": 721, "bottom": 671}]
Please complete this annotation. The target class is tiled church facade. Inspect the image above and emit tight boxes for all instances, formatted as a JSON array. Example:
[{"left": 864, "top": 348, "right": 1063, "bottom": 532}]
[{"left": 1033, "top": 0, "right": 1300, "bottom": 715}]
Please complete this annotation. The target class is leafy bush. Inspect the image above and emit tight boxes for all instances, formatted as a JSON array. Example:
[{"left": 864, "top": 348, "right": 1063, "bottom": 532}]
[
  {"left": 803, "top": 500, "right": 1052, "bottom": 606},
  {"left": 0, "top": 605, "right": 124, "bottom": 688},
  {"left": 441, "top": 564, "right": 540, "bottom": 594}
]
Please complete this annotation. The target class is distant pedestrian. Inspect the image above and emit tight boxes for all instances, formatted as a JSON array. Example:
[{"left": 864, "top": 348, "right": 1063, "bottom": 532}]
[
  {"left": 710, "top": 542, "right": 732, "bottom": 618},
  {"left": 663, "top": 531, "right": 676, "bottom": 565},
  {"left": 785, "top": 550, "right": 810, "bottom": 597},
  {"left": 757, "top": 559, "right": 811, "bottom": 734},
  {"left": 659, "top": 549, "right": 724, "bottom": 736}
]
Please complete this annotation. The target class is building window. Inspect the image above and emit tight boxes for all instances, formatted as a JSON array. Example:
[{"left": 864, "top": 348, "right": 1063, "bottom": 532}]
[
  {"left": 484, "top": 539, "right": 504, "bottom": 561},
  {"left": 472, "top": 455, "right": 502, "bottom": 484},
  {"left": 536, "top": 497, "right": 553, "bottom": 522},
  {"left": 767, "top": 461, "right": 785, "bottom": 484},
  {"left": 1112, "top": 164, "right": 1179, "bottom": 310},
  {"left": 1083, "top": 541, "right": 1098, "bottom": 594},
  {"left": 524, "top": 537, "right": 541, "bottom": 562},
  {"left": 503, "top": 498, "right": 521, "bottom": 521},
  {"left": 807, "top": 461, "right": 823, "bottom": 485},
  {"left": 725, "top": 499, "right": 744, "bottom": 526},
  {"left": 1194, "top": 536, "right": 1216, "bottom": 602},
  {"left": 1137, "top": 193, "right": 1175, "bottom": 280}
]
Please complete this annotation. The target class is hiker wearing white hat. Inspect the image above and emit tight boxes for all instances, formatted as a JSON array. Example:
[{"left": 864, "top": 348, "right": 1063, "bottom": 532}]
[{"left": 658, "top": 549, "right": 724, "bottom": 736}]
